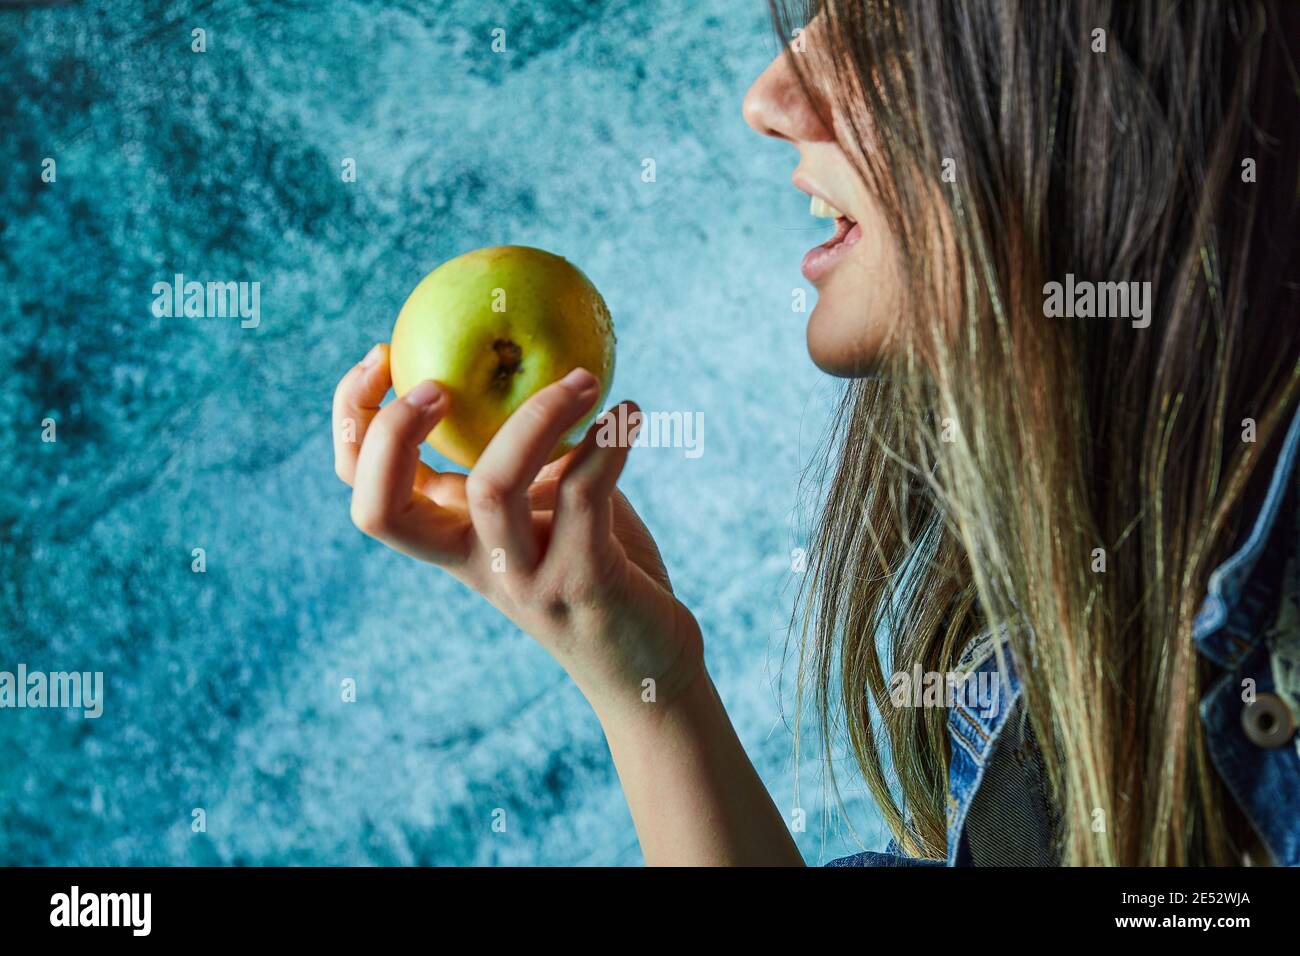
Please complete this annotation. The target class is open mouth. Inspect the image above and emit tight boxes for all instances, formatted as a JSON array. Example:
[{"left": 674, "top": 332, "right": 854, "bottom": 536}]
[{"left": 802, "top": 195, "right": 861, "bottom": 283}]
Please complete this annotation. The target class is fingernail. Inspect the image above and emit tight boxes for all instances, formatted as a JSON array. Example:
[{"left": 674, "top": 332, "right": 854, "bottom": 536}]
[
  {"left": 361, "top": 343, "right": 384, "bottom": 369},
  {"left": 403, "top": 380, "right": 445, "bottom": 411},
  {"left": 561, "top": 367, "right": 598, "bottom": 396}
]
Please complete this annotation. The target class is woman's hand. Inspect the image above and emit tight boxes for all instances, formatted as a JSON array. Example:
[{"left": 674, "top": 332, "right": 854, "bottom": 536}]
[
  {"left": 331, "top": 344, "right": 703, "bottom": 717},
  {"left": 333, "top": 343, "right": 802, "bottom": 865}
]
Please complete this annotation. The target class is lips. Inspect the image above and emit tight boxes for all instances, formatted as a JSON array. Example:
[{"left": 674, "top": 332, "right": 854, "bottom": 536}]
[{"left": 801, "top": 193, "right": 861, "bottom": 283}]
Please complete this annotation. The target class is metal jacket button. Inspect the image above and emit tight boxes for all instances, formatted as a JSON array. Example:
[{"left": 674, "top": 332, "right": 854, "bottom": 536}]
[{"left": 1241, "top": 693, "right": 1296, "bottom": 749}]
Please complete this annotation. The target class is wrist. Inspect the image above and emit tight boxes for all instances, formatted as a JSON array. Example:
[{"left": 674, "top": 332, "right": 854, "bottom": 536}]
[{"left": 581, "top": 607, "right": 709, "bottom": 731}]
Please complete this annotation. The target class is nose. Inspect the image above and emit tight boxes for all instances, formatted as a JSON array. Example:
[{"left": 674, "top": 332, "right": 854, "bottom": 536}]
[{"left": 742, "top": 46, "right": 834, "bottom": 144}]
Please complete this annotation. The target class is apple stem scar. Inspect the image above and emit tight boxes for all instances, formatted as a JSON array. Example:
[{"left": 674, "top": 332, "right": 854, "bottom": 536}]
[{"left": 492, "top": 339, "right": 524, "bottom": 391}]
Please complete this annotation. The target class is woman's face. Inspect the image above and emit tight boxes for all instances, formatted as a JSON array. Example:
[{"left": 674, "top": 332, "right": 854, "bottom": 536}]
[{"left": 743, "top": 26, "right": 903, "bottom": 376}]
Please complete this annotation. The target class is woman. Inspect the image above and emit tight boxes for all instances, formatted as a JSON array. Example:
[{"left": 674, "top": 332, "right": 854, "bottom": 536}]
[{"left": 331, "top": 0, "right": 1300, "bottom": 866}]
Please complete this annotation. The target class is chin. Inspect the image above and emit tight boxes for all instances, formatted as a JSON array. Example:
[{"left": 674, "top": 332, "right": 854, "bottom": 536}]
[{"left": 806, "top": 298, "right": 891, "bottom": 377}]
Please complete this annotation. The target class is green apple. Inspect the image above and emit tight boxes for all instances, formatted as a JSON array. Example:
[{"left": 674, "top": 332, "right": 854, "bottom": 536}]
[{"left": 389, "top": 245, "right": 616, "bottom": 469}]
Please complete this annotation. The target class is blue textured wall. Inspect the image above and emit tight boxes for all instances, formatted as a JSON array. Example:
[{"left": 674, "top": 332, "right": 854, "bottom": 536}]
[{"left": 0, "top": 0, "right": 883, "bottom": 864}]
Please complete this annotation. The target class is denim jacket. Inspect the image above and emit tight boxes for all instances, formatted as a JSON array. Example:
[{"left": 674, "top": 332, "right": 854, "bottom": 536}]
[{"left": 829, "top": 402, "right": 1300, "bottom": 867}]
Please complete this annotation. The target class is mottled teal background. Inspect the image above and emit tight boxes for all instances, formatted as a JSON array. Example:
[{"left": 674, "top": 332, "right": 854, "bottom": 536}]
[{"left": 0, "top": 0, "right": 882, "bottom": 864}]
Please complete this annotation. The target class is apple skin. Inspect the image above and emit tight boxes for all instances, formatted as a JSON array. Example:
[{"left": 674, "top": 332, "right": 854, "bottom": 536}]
[{"left": 389, "top": 246, "right": 616, "bottom": 469}]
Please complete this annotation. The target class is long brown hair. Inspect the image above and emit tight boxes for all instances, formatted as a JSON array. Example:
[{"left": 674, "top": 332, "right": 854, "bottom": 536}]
[{"left": 780, "top": 0, "right": 1300, "bottom": 865}]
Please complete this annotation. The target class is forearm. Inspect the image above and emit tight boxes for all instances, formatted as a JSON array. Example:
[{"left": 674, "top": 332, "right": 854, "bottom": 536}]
[{"left": 593, "top": 666, "right": 805, "bottom": 867}]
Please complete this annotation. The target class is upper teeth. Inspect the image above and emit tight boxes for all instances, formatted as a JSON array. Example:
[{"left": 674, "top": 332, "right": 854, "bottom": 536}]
[{"left": 810, "top": 195, "right": 845, "bottom": 219}]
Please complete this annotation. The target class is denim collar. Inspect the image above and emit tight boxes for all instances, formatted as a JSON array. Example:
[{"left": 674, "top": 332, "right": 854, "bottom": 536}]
[
  {"left": 945, "top": 630, "right": 1022, "bottom": 865},
  {"left": 1193, "top": 402, "right": 1300, "bottom": 668}
]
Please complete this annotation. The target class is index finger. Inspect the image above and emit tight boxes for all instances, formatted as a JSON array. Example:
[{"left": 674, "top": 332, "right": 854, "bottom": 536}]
[{"left": 465, "top": 368, "right": 602, "bottom": 572}]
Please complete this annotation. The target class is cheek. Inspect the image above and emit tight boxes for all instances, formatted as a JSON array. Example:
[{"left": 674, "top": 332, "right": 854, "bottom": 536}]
[{"left": 805, "top": 220, "right": 903, "bottom": 376}]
